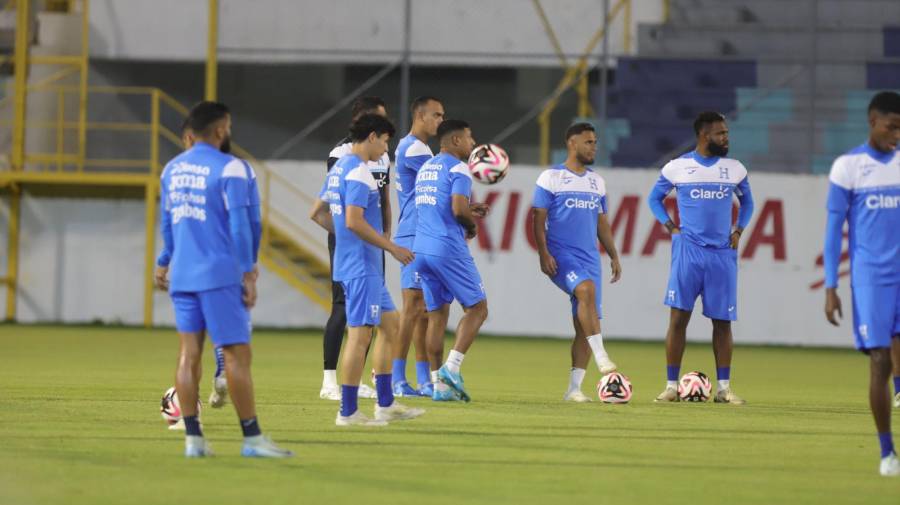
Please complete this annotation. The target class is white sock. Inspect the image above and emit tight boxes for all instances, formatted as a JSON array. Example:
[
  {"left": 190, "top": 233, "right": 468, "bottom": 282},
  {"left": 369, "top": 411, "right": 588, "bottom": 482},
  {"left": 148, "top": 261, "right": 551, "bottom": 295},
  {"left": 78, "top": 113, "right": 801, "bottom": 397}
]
[
  {"left": 430, "top": 370, "right": 439, "bottom": 383},
  {"left": 586, "top": 334, "right": 610, "bottom": 364},
  {"left": 445, "top": 350, "right": 465, "bottom": 374},
  {"left": 323, "top": 369, "right": 337, "bottom": 387},
  {"left": 666, "top": 380, "right": 678, "bottom": 390},
  {"left": 718, "top": 379, "right": 730, "bottom": 391},
  {"left": 568, "top": 368, "right": 586, "bottom": 393}
]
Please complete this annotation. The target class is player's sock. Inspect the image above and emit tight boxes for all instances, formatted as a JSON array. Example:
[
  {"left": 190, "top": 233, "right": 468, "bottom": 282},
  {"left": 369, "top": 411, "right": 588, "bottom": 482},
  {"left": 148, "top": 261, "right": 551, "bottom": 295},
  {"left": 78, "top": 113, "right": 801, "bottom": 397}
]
[
  {"left": 568, "top": 367, "right": 586, "bottom": 393},
  {"left": 375, "top": 373, "right": 394, "bottom": 407},
  {"left": 240, "top": 417, "right": 262, "bottom": 438},
  {"left": 391, "top": 359, "right": 407, "bottom": 384},
  {"left": 183, "top": 415, "right": 202, "bottom": 437},
  {"left": 894, "top": 376, "right": 900, "bottom": 395},
  {"left": 666, "top": 365, "right": 680, "bottom": 390},
  {"left": 416, "top": 361, "right": 430, "bottom": 386},
  {"left": 878, "top": 432, "right": 895, "bottom": 458},
  {"left": 214, "top": 347, "right": 225, "bottom": 379},
  {"left": 430, "top": 370, "right": 439, "bottom": 383},
  {"left": 716, "top": 367, "right": 730, "bottom": 391},
  {"left": 323, "top": 369, "right": 337, "bottom": 388},
  {"left": 445, "top": 350, "right": 465, "bottom": 374},
  {"left": 586, "top": 334, "right": 610, "bottom": 362},
  {"left": 340, "top": 385, "right": 359, "bottom": 417}
]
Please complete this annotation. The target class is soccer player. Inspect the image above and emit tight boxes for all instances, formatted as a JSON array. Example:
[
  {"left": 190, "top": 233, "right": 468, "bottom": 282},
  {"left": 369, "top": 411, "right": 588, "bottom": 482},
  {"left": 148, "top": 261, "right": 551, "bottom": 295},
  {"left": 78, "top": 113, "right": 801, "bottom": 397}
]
[
  {"left": 310, "top": 113, "right": 425, "bottom": 426},
  {"left": 414, "top": 119, "right": 489, "bottom": 402},
  {"left": 391, "top": 96, "right": 445, "bottom": 397},
  {"left": 532, "top": 123, "right": 622, "bottom": 403},
  {"left": 319, "top": 97, "right": 392, "bottom": 401},
  {"left": 155, "top": 101, "right": 291, "bottom": 457},
  {"left": 648, "top": 111, "right": 754, "bottom": 405},
  {"left": 823, "top": 91, "right": 900, "bottom": 476}
]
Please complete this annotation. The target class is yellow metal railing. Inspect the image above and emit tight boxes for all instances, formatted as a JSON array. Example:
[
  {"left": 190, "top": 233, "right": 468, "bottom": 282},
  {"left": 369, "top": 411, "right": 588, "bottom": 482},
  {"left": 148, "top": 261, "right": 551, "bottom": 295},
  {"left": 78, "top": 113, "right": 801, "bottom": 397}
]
[{"left": 537, "top": 0, "right": 631, "bottom": 165}]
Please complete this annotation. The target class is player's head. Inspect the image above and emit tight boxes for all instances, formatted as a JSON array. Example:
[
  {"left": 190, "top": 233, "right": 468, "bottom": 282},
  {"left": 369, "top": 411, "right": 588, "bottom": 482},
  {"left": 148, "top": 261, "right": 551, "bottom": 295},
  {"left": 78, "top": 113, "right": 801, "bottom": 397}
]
[
  {"left": 349, "top": 113, "right": 396, "bottom": 162},
  {"left": 867, "top": 91, "right": 900, "bottom": 153},
  {"left": 693, "top": 111, "right": 728, "bottom": 157},
  {"left": 411, "top": 96, "right": 444, "bottom": 137},
  {"left": 437, "top": 119, "right": 475, "bottom": 159},
  {"left": 180, "top": 117, "right": 195, "bottom": 150},
  {"left": 187, "top": 101, "right": 232, "bottom": 153},
  {"left": 565, "top": 122, "right": 597, "bottom": 166},
  {"left": 351, "top": 96, "right": 387, "bottom": 121}
]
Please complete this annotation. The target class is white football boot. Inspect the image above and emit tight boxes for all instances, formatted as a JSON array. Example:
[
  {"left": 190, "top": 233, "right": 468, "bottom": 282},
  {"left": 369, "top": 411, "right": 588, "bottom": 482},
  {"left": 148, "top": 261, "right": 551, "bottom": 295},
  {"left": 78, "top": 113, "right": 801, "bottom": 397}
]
[
  {"left": 335, "top": 410, "right": 388, "bottom": 427},
  {"left": 374, "top": 401, "right": 425, "bottom": 422},
  {"left": 714, "top": 388, "right": 746, "bottom": 405},
  {"left": 208, "top": 376, "right": 228, "bottom": 408},
  {"left": 654, "top": 386, "right": 679, "bottom": 402},
  {"left": 357, "top": 383, "right": 378, "bottom": 399},
  {"left": 184, "top": 436, "right": 214, "bottom": 457},
  {"left": 880, "top": 453, "right": 900, "bottom": 476},
  {"left": 319, "top": 384, "right": 341, "bottom": 401},
  {"left": 563, "top": 390, "right": 592, "bottom": 403}
]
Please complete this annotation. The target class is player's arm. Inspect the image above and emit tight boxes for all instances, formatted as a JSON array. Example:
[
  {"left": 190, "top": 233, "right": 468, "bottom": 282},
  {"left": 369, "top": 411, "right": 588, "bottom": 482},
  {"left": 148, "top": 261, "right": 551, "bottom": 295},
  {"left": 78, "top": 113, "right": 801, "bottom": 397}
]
[
  {"left": 346, "top": 205, "right": 413, "bottom": 265},
  {"left": 823, "top": 176, "right": 851, "bottom": 326},
  {"left": 648, "top": 174, "right": 678, "bottom": 233},
  {"left": 451, "top": 194, "right": 478, "bottom": 239},
  {"left": 731, "top": 175, "right": 755, "bottom": 249},
  {"left": 309, "top": 199, "right": 334, "bottom": 234},
  {"left": 154, "top": 187, "right": 173, "bottom": 291},
  {"left": 243, "top": 161, "right": 262, "bottom": 279},
  {"left": 596, "top": 209, "right": 622, "bottom": 283},
  {"left": 223, "top": 161, "right": 257, "bottom": 308},
  {"left": 531, "top": 208, "right": 556, "bottom": 276},
  {"left": 380, "top": 180, "right": 392, "bottom": 239}
]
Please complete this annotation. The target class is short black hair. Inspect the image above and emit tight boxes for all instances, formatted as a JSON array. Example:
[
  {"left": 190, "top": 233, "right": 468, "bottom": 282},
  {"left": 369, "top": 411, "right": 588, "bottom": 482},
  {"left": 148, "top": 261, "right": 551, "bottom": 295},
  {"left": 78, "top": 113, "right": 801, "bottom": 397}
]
[
  {"left": 411, "top": 96, "right": 441, "bottom": 116},
  {"left": 348, "top": 113, "right": 396, "bottom": 142},
  {"left": 693, "top": 111, "right": 726, "bottom": 136},
  {"left": 565, "top": 122, "right": 595, "bottom": 141},
  {"left": 180, "top": 116, "right": 191, "bottom": 133},
  {"left": 868, "top": 91, "right": 900, "bottom": 115},
  {"left": 351, "top": 96, "right": 386, "bottom": 120},
  {"left": 437, "top": 119, "right": 469, "bottom": 142},
  {"left": 187, "top": 101, "right": 229, "bottom": 136}
]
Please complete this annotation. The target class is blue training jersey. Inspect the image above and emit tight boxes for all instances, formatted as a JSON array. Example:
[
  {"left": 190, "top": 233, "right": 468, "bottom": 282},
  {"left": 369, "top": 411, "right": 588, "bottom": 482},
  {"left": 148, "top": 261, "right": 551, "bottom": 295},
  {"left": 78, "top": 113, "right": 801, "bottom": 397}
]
[
  {"left": 649, "top": 151, "right": 754, "bottom": 249},
  {"left": 160, "top": 142, "right": 252, "bottom": 292},
  {"left": 825, "top": 143, "right": 900, "bottom": 287},
  {"left": 412, "top": 152, "right": 473, "bottom": 258},
  {"left": 532, "top": 165, "right": 608, "bottom": 262},
  {"left": 394, "top": 133, "right": 434, "bottom": 240},
  {"left": 319, "top": 153, "right": 383, "bottom": 281}
]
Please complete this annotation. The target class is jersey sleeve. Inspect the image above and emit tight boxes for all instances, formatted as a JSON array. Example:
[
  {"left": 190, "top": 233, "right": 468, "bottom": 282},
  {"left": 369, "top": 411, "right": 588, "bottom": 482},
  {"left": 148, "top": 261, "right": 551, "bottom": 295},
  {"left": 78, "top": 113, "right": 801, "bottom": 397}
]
[
  {"left": 405, "top": 141, "right": 434, "bottom": 173},
  {"left": 599, "top": 195, "right": 608, "bottom": 214},
  {"left": 826, "top": 157, "right": 853, "bottom": 214},
  {"left": 648, "top": 167, "right": 675, "bottom": 225},
  {"left": 735, "top": 173, "right": 754, "bottom": 229},
  {"left": 222, "top": 159, "right": 250, "bottom": 210},
  {"left": 449, "top": 163, "right": 473, "bottom": 198},
  {"left": 345, "top": 165, "right": 377, "bottom": 208},
  {"left": 532, "top": 170, "right": 554, "bottom": 208}
]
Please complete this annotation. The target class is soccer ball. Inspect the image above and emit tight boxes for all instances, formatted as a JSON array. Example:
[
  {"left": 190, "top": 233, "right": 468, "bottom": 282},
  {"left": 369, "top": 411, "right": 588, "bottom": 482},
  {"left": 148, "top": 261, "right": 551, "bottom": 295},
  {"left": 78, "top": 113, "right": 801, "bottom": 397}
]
[
  {"left": 597, "top": 372, "right": 633, "bottom": 403},
  {"left": 468, "top": 143, "right": 509, "bottom": 184},
  {"left": 677, "top": 371, "right": 712, "bottom": 402},
  {"left": 160, "top": 386, "right": 201, "bottom": 425}
]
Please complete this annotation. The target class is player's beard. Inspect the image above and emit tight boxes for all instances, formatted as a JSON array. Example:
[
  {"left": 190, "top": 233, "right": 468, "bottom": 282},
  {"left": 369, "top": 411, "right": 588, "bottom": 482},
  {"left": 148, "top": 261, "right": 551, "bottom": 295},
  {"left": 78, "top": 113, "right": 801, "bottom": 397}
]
[
  {"left": 220, "top": 136, "right": 232, "bottom": 154},
  {"left": 707, "top": 140, "right": 728, "bottom": 157},
  {"left": 577, "top": 153, "right": 595, "bottom": 166}
]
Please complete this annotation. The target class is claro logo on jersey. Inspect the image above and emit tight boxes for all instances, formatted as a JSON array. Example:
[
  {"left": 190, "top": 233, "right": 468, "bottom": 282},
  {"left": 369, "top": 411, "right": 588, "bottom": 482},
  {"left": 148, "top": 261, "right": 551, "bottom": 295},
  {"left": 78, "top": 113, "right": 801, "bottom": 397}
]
[
  {"left": 865, "top": 194, "right": 900, "bottom": 209},
  {"left": 690, "top": 187, "right": 730, "bottom": 200},
  {"left": 564, "top": 197, "right": 600, "bottom": 209}
]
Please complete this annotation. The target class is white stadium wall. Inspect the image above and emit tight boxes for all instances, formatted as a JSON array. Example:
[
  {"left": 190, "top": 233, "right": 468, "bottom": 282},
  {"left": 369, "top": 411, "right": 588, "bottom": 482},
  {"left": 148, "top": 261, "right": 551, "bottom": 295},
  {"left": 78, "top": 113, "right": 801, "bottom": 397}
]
[
  {"left": 0, "top": 163, "right": 855, "bottom": 348},
  {"left": 87, "top": 0, "right": 663, "bottom": 66}
]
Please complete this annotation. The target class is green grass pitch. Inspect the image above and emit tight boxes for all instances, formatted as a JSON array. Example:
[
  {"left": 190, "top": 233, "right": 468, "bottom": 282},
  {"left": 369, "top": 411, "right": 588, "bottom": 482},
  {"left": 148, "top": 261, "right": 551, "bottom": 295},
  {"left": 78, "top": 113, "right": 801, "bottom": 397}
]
[{"left": 1, "top": 324, "right": 898, "bottom": 504}]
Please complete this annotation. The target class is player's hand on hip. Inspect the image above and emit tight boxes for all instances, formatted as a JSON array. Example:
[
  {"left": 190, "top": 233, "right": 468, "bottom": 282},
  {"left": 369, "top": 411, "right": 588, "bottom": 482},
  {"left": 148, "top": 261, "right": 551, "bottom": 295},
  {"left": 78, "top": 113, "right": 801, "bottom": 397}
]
[
  {"left": 539, "top": 252, "right": 557, "bottom": 276},
  {"left": 154, "top": 266, "right": 169, "bottom": 291},
  {"left": 824, "top": 288, "right": 842, "bottom": 326},
  {"left": 470, "top": 202, "right": 490, "bottom": 218},
  {"left": 250, "top": 264, "right": 260, "bottom": 282},
  {"left": 730, "top": 231, "right": 741, "bottom": 249},
  {"left": 465, "top": 223, "right": 478, "bottom": 240},
  {"left": 241, "top": 272, "right": 258, "bottom": 309},
  {"left": 609, "top": 258, "right": 622, "bottom": 283},
  {"left": 390, "top": 245, "right": 415, "bottom": 265}
]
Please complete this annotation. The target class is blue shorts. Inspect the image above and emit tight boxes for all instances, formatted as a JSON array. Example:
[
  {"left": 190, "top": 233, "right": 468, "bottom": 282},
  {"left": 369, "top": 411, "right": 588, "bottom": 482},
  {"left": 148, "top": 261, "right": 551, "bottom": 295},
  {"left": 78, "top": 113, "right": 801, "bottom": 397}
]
[
  {"left": 171, "top": 285, "right": 251, "bottom": 346},
  {"left": 851, "top": 283, "right": 900, "bottom": 351},
  {"left": 665, "top": 235, "right": 737, "bottom": 321},
  {"left": 341, "top": 275, "right": 396, "bottom": 327},
  {"left": 416, "top": 254, "right": 486, "bottom": 312},
  {"left": 396, "top": 236, "right": 422, "bottom": 291},
  {"left": 550, "top": 253, "right": 602, "bottom": 319}
]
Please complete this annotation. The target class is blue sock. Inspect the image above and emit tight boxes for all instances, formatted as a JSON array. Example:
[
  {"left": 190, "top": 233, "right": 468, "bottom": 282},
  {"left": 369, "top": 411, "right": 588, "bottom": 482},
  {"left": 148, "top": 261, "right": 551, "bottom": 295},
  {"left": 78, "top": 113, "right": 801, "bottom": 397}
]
[
  {"left": 878, "top": 432, "right": 895, "bottom": 458},
  {"left": 214, "top": 347, "right": 225, "bottom": 379},
  {"left": 716, "top": 367, "right": 730, "bottom": 381},
  {"left": 415, "top": 361, "right": 430, "bottom": 386},
  {"left": 666, "top": 365, "right": 680, "bottom": 382},
  {"left": 240, "top": 417, "right": 261, "bottom": 438},
  {"left": 391, "top": 359, "right": 407, "bottom": 384},
  {"left": 183, "top": 415, "right": 202, "bottom": 436},
  {"left": 340, "top": 385, "right": 359, "bottom": 417},
  {"left": 893, "top": 376, "right": 900, "bottom": 395},
  {"left": 375, "top": 373, "right": 394, "bottom": 407}
]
